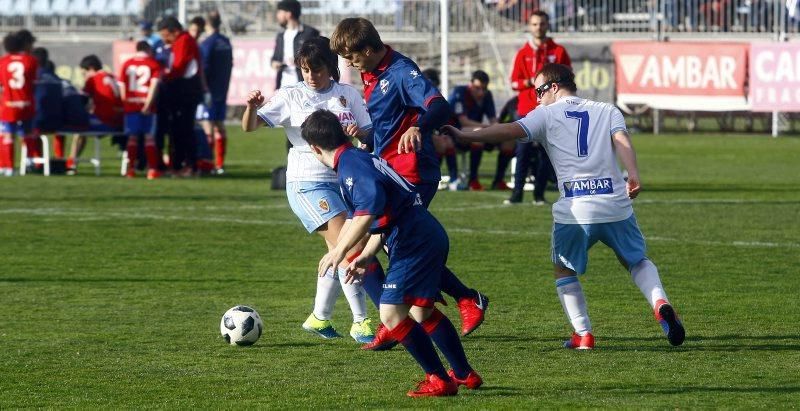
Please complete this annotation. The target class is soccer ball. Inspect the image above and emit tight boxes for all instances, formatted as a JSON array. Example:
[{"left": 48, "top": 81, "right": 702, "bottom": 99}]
[{"left": 220, "top": 305, "right": 263, "bottom": 346}]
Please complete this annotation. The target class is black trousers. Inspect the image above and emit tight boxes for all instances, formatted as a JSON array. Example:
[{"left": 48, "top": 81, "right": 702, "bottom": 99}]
[{"left": 165, "top": 78, "right": 202, "bottom": 170}]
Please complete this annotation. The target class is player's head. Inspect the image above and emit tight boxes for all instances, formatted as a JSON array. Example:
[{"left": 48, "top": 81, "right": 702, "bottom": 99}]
[
  {"left": 189, "top": 16, "right": 206, "bottom": 40},
  {"left": 422, "top": 68, "right": 440, "bottom": 88},
  {"left": 331, "top": 18, "right": 385, "bottom": 73},
  {"left": 533, "top": 63, "right": 576, "bottom": 106},
  {"left": 136, "top": 40, "right": 152, "bottom": 55},
  {"left": 276, "top": 0, "right": 301, "bottom": 27},
  {"left": 528, "top": 10, "right": 549, "bottom": 40},
  {"left": 3, "top": 32, "right": 24, "bottom": 54},
  {"left": 296, "top": 36, "right": 340, "bottom": 89},
  {"left": 32, "top": 47, "right": 49, "bottom": 67},
  {"left": 470, "top": 70, "right": 490, "bottom": 100},
  {"left": 207, "top": 10, "right": 222, "bottom": 32},
  {"left": 157, "top": 16, "right": 183, "bottom": 44},
  {"left": 16, "top": 29, "right": 36, "bottom": 52},
  {"left": 79, "top": 55, "right": 103, "bottom": 74},
  {"left": 139, "top": 20, "right": 154, "bottom": 36},
  {"left": 301, "top": 109, "right": 350, "bottom": 158}
]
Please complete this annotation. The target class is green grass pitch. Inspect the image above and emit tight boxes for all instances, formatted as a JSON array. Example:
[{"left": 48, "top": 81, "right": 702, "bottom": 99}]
[{"left": 1, "top": 128, "right": 799, "bottom": 408}]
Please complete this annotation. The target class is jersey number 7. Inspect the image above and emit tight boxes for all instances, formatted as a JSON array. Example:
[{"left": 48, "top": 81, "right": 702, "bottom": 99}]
[{"left": 565, "top": 111, "right": 590, "bottom": 157}]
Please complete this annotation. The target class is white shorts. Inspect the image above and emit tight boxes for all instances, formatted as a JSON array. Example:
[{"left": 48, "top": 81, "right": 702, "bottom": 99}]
[{"left": 286, "top": 181, "right": 347, "bottom": 233}]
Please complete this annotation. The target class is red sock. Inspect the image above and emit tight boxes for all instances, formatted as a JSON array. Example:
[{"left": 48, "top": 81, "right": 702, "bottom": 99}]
[
  {"left": 145, "top": 144, "right": 161, "bottom": 170},
  {"left": 24, "top": 137, "right": 40, "bottom": 160},
  {"left": 0, "top": 136, "right": 10, "bottom": 168},
  {"left": 214, "top": 130, "right": 227, "bottom": 169},
  {"left": 54, "top": 135, "right": 65, "bottom": 158},
  {"left": 126, "top": 139, "right": 138, "bottom": 171}
]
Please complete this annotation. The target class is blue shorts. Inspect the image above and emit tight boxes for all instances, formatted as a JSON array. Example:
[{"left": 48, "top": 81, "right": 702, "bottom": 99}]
[
  {"left": 124, "top": 113, "right": 156, "bottom": 136},
  {"left": 0, "top": 120, "right": 32, "bottom": 136},
  {"left": 381, "top": 212, "right": 449, "bottom": 308},
  {"left": 552, "top": 214, "right": 647, "bottom": 275},
  {"left": 88, "top": 115, "right": 122, "bottom": 133},
  {"left": 198, "top": 101, "right": 227, "bottom": 121},
  {"left": 286, "top": 181, "right": 348, "bottom": 233}
]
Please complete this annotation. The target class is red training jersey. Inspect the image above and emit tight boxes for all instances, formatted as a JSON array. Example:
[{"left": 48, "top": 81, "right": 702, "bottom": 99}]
[
  {"left": 83, "top": 71, "right": 124, "bottom": 127},
  {"left": 510, "top": 38, "right": 571, "bottom": 116},
  {"left": 119, "top": 52, "right": 162, "bottom": 113},
  {"left": 0, "top": 53, "right": 38, "bottom": 122},
  {"left": 165, "top": 31, "right": 201, "bottom": 81}
]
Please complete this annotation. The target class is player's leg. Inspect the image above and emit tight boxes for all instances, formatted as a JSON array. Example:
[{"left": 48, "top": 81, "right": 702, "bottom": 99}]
[
  {"left": 124, "top": 133, "right": 138, "bottom": 178},
  {"left": 54, "top": 134, "right": 65, "bottom": 159},
  {"left": 443, "top": 139, "right": 459, "bottom": 190},
  {"left": 506, "top": 141, "right": 532, "bottom": 204},
  {"left": 212, "top": 120, "right": 227, "bottom": 173},
  {"left": 67, "top": 134, "right": 87, "bottom": 174},
  {"left": 143, "top": 115, "right": 163, "bottom": 179},
  {"left": 467, "top": 142, "right": 484, "bottom": 191},
  {"left": 532, "top": 144, "right": 553, "bottom": 205},
  {"left": 0, "top": 127, "right": 14, "bottom": 176},
  {"left": 491, "top": 140, "right": 515, "bottom": 190},
  {"left": 552, "top": 222, "right": 595, "bottom": 349},
  {"left": 601, "top": 215, "right": 685, "bottom": 346}
]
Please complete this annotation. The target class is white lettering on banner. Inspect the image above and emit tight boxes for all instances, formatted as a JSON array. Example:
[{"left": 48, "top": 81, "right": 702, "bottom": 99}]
[
  {"left": 638, "top": 55, "right": 737, "bottom": 89},
  {"left": 754, "top": 50, "right": 800, "bottom": 83}
]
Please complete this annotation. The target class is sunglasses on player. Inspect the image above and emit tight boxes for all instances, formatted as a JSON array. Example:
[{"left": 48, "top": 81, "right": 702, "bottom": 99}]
[{"left": 535, "top": 79, "right": 564, "bottom": 98}]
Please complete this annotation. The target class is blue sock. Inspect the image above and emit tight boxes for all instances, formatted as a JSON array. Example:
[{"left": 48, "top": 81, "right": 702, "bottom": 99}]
[
  {"left": 439, "top": 267, "right": 473, "bottom": 301},
  {"left": 361, "top": 258, "right": 384, "bottom": 308},
  {"left": 446, "top": 154, "right": 458, "bottom": 181},
  {"left": 423, "top": 310, "right": 472, "bottom": 379},
  {"left": 391, "top": 317, "right": 448, "bottom": 379}
]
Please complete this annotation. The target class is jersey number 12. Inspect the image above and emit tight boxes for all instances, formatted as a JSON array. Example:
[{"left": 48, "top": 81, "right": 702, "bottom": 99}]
[{"left": 565, "top": 111, "right": 590, "bottom": 157}]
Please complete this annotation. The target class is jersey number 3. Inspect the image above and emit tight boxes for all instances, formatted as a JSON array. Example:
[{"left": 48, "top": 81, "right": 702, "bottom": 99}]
[{"left": 565, "top": 110, "right": 590, "bottom": 157}]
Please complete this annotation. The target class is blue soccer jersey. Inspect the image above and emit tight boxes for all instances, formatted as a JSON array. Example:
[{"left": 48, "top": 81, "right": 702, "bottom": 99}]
[
  {"left": 361, "top": 47, "right": 443, "bottom": 185},
  {"left": 449, "top": 85, "right": 496, "bottom": 128},
  {"left": 200, "top": 32, "right": 233, "bottom": 102},
  {"left": 33, "top": 68, "right": 64, "bottom": 132}
]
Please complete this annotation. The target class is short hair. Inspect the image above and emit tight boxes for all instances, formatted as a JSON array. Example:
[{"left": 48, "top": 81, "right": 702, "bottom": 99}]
[
  {"left": 190, "top": 16, "right": 206, "bottom": 31},
  {"left": 531, "top": 10, "right": 550, "bottom": 22},
  {"left": 45, "top": 60, "right": 55, "bottom": 72},
  {"left": 330, "top": 17, "right": 384, "bottom": 56},
  {"left": 3, "top": 33, "right": 23, "bottom": 53},
  {"left": 16, "top": 29, "right": 36, "bottom": 47},
  {"left": 301, "top": 110, "right": 349, "bottom": 150},
  {"left": 471, "top": 70, "right": 490, "bottom": 85},
  {"left": 208, "top": 10, "right": 222, "bottom": 30},
  {"left": 157, "top": 16, "right": 183, "bottom": 32},
  {"left": 32, "top": 47, "right": 49, "bottom": 66},
  {"left": 135, "top": 40, "right": 151, "bottom": 53},
  {"left": 277, "top": 0, "right": 302, "bottom": 19},
  {"left": 422, "top": 68, "right": 440, "bottom": 88},
  {"left": 536, "top": 63, "right": 577, "bottom": 92},
  {"left": 296, "top": 37, "right": 340, "bottom": 82},
  {"left": 79, "top": 55, "right": 103, "bottom": 71}
]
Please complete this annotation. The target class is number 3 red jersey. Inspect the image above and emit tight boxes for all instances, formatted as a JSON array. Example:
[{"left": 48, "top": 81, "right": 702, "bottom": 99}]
[
  {"left": 0, "top": 53, "right": 38, "bottom": 122},
  {"left": 119, "top": 52, "right": 162, "bottom": 113}
]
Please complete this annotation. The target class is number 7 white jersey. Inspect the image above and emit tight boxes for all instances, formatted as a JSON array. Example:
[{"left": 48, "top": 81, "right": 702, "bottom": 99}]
[{"left": 516, "top": 96, "right": 633, "bottom": 224}]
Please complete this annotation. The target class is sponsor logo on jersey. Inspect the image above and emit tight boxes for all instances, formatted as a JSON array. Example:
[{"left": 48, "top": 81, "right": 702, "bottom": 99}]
[
  {"left": 563, "top": 178, "right": 613, "bottom": 198},
  {"left": 339, "top": 95, "right": 347, "bottom": 107},
  {"left": 337, "top": 111, "right": 355, "bottom": 123},
  {"left": 379, "top": 79, "right": 389, "bottom": 94},
  {"left": 318, "top": 199, "right": 329, "bottom": 212},
  {"left": 548, "top": 55, "right": 556, "bottom": 63}
]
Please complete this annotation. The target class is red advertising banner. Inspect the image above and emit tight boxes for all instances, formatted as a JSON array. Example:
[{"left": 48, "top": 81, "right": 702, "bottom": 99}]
[
  {"left": 749, "top": 42, "right": 800, "bottom": 112},
  {"left": 612, "top": 42, "right": 749, "bottom": 111}
]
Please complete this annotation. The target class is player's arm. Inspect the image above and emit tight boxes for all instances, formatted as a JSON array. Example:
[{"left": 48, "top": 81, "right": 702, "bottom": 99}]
[
  {"left": 441, "top": 122, "right": 526, "bottom": 145},
  {"left": 398, "top": 97, "right": 449, "bottom": 153},
  {"left": 611, "top": 129, "right": 641, "bottom": 199},
  {"left": 457, "top": 114, "right": 488, "bottom": 130},
  {"left": 142, "top": 78, "right": 160, "bottom": 114},
  {"left": 241, "top": 90, "right": 266, "bottom": 131},
  {"left": 510, "top": 52, "right": 533, "bottom": 91},
  {"left": 318, "top": 214, "right": 375, "bottom": 277}
]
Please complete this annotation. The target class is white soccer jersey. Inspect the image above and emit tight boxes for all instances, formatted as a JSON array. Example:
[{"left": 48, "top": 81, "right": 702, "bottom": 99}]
[
  {"left": 257, "top": 81, "right": 371, "bottom": 183},
  {"left": 516, "top": 96, "right": 633, "bottom": 224}
]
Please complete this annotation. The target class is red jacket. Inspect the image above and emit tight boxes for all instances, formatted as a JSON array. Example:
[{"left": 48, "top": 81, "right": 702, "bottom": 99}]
[
  {"left": 510, "top": 38, "right": 571, "bottom": 116},
  {"left": 165, "top": 31, "right": 201, "bottom": 81}
]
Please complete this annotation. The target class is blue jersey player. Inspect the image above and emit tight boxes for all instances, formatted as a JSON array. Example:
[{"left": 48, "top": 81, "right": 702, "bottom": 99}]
[
  {"left": 331, "top": 18, "right": 489, "bottom": 349},
  {"left": 199, "top": 11, "right": 233, "bottom": 174},
  {"left": 304, "top": 109, "right": 482, "bottom": 397},
  {"left": 443, "top": 64, "right": 685, "bottom": 349}
]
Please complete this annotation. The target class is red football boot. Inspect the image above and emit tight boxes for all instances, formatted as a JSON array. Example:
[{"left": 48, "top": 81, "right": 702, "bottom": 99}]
[
  {"left": 447, "top": 369, "right": 483, "bottom": 389},
  {"left": 457, "top": 291, "right": 489, "bottom": 336},
  {"left": 360, "top": 323, "right": 399, "bottom": 351},
  {"left": 563, "top": 332, "right": 595, "bottom": 350},
  {"left": 407, "top": 373, "right": 458, "bottom": 397},
  {"left": 491, "top": 180, "right": 511, "bottom": 191},
  {"left": 468, "top": 179, "right": 484, "bottom": 191}
]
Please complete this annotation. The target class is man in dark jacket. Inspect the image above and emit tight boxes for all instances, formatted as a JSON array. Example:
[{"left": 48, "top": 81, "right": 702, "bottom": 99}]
[{"left": 270, "top": 0, "right": 319, "bottom": 90}]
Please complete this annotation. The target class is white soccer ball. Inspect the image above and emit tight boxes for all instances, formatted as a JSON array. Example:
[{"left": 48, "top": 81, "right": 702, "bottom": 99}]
[{"left": 220, "top": 305, "right": 263, "bottom": 346}]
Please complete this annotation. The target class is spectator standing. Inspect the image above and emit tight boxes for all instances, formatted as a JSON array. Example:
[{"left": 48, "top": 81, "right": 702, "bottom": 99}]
[
  {"left": 199, "top": 10, "right": 234, "bottom": 174},
  {"left": 270, "top": 0, "right": 320, "bottom": 90},
  {"left": 507, "top": 10, "right": 570, "bottom": 205}
]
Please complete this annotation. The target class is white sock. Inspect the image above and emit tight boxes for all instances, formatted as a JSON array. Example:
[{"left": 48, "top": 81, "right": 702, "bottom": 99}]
[
  {"left": 337, "top": 268, "right": 368, "bottom": 323},
  {"left": 630, "top": 259, "right": 668, "bottom": 309},
  {"left": 312, "top": 267, "right": 341, "bottom": 320},
  {"left": 556, "top": 276, "right": 592, "bottom": 336}
]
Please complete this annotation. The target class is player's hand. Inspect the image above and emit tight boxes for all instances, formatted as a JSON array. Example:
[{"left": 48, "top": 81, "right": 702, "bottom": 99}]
[
  {"left": 343, "top": 123, "right": 360, "bottom": 138},
  {"left": 246, "top": 90, "right": 265, "bottom": 108},
  {"left": 318, "top": 249, "right": 345, "bottom": 278},
  {"left": 203, "top": 92, "right": 213, "bottom": 107},
  {"left": 141, "top": 105, "right": 152, "bottom": 115},
  {"left": 626, "top": 173, "right": 641, "bottom": 199},
  {"left": 398, "top": 126, "right": 422, "bottom": 154},
  {"left": 439, "top": 125, "right": 463, "bottom": 141},
  {"left": 343, "top": 254, "right": 370, "bottom": 284}
]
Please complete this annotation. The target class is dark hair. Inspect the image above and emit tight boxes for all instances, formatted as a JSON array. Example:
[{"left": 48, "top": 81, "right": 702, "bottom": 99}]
[
  {"left": 277, "top": 0, "right": 302, "bottom": 19},
  {"left": 330, "top": 17, "right": 384, "bottom": 55},
  {"left": 301, "top": 110, "right": 349, "bottom": 150},
  {"left": 16, "top": 29, "right": 36, "bottom": 47},
  {"left": 296, "top": 36, "right": 340, "bottom": 82},
  {"left": 79, "top": 55, "right": 103, "bottom": 71},
  {"left": 422, "top": 68, "right": 440, "bottom": 88},
  {"left": 135, "top": 40, "right": 151, "bottom": 53},
  {"left": 45, "top": 60, "right": 55, "bottom": 72},
  {"left": 471, "top": 70, "right": 489, "bottom": 85},
  {"left": 536, "top": 63, "right": 577, "bottom": 92},
  {"left": 190, "top": 16, "right": 206, "bottom": 31},
  {"left": 208, "top": 10, "right": 222, "bottom": 30},
  {"left": 32, "top": 47, "right": 49, "bottom": 66},
  {"left": 531, "top": 10, "right": 550, "bottom": 22},
  {"left": 3, "top": 33, "right": 22, "bottom": 53},
  {"left": 157, "top": 16, "right": 183, "bottom": 32}
]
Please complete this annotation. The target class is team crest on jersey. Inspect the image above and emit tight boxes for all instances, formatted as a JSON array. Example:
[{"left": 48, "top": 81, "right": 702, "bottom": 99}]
[
  {"left": 410, "top": 69, "right": 419, "bottom": 79},
  {"left": 548, "top": 55, "right": 556, "bottom": 63},
  {"left": 339, "top": 95, "right": 347, "bottom": 107},
  {"left": 318, "top": 198, "right": 330, "bottom": 212},
  {"left": 379, "top": 79, "right": 389, "bottom": 94}
]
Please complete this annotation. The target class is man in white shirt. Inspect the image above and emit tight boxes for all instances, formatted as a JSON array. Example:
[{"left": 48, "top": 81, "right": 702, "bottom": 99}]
[
  {"left": 270, "top": 0, "right": 320, "bottom": 90},
  {"left": 442, "top": 63, "right": 685, "bottom": 350}
]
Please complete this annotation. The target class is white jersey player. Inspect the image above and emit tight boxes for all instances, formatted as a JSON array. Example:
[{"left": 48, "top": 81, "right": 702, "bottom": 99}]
[
  {"left": 242, "top": 37, "right": 376, "bottom": 344},
  {"left": 442, "top": 63, "right": 685, "bottom": 349}
]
